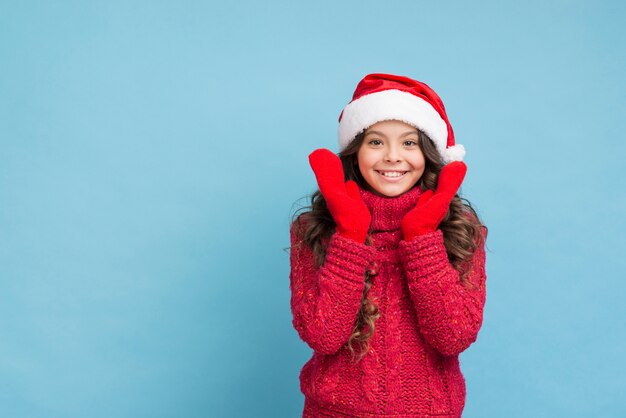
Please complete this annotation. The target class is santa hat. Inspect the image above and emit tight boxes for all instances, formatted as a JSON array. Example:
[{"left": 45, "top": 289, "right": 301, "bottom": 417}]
[{"left": 338, "top": 73, "right": 465, "bottom": 164}]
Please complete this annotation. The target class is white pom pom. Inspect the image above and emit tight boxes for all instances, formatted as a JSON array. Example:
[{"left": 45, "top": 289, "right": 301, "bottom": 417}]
[{"left": 443, "top": 144, "right": 465, "bottom": 163}]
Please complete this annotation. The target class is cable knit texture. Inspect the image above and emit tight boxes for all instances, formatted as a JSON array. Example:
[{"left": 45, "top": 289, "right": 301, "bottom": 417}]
[{"left": 289, "top": 185, "right": 487, "bottom": 417}]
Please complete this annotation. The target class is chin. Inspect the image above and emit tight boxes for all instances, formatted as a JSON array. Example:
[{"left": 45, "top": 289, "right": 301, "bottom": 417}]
[{"left": 373, "top": 185, "right": 411, "bottom": 198}]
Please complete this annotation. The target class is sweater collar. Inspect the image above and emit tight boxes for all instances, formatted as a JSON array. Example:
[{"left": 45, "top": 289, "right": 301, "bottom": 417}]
[{"left": 359, "top": 185, "right": 424, "bottom": 232}]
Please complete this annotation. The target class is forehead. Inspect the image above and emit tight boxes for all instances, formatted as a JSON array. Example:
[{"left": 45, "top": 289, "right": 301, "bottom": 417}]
[{"left": 365, "top": 120, "right": 419, "bottom": 135}]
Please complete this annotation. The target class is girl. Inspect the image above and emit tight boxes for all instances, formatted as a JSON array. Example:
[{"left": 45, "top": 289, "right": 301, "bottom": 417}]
[{"left": 289, "top": 73, "right": 488, "bottom": 417}]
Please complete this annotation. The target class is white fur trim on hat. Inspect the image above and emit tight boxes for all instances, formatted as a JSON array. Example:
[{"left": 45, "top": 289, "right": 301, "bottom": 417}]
[
  {"left": 442, "top": 144, "right": 466, "bottom": 163},
  {"left": 338, "top": 89, "right": 449, "bottom": 154}
]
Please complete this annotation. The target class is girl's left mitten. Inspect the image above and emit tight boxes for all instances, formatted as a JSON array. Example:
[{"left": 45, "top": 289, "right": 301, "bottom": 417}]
[{"left": 401, "top": 161, "right": 467, "bottom": 240}]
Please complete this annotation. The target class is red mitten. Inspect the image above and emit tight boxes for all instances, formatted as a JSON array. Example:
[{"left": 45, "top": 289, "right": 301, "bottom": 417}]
[
  {"left": 309, "top": 149, "right": 371, "bottom": 243},
  {"left": 401, "top": 161, "right": 467, "bottom": 240}
]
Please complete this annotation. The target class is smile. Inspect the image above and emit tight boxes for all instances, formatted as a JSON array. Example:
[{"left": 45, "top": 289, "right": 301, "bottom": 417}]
[{"left": 376, "top": 170, "right": 408, "bottom": 178}]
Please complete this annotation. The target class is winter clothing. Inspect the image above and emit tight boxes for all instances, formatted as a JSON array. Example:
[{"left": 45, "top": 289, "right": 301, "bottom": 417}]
[
  {"left": 308, "top": 148, "right": 371, "bottom": 243},
  {"left": 289, "top": 185, "right": 487, "bottom": 417},
  {"left": 400, "top": 161, "right": 467, "bottom": 240},
  {"left": 337, "top": 73, "right": 465, "bottom": 164}
]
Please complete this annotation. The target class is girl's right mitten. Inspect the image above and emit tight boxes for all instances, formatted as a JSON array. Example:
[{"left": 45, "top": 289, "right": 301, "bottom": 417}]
[{"left": 308, "top": 148, "right": 371, "bottom": 243}]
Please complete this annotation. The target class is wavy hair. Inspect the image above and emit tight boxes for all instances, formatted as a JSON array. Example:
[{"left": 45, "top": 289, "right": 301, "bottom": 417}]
[{"left": 291, "top": 129, "right": 487, "bottom": 362}]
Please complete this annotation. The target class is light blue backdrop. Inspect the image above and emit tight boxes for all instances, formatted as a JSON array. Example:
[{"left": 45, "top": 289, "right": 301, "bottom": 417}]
[{"left": 1, "top": 1, "right": 624, "bottom": 417}]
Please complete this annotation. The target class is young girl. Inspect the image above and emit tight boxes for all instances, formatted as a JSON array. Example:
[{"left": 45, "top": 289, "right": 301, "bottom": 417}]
[{"left": 289, "top": 73, "right": 488, "bottom": 417}]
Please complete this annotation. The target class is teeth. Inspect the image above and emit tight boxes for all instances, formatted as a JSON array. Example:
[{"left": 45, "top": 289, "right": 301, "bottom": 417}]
[{"left": 379, "top": 171, "right": 406, "bottom": 177}]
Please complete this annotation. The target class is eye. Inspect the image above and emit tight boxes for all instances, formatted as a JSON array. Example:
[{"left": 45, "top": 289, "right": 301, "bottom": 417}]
[
  {"left": 368, "top": 139, "right": 383, "bottom": 146},
  {"left": 403, "top": 139, "right": 419, "bottom": 147}
]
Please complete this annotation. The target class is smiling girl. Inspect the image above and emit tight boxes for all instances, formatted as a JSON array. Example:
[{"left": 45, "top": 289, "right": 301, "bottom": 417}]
[{"left": 289, "top": 73, "right": 488, "bottom": 417}]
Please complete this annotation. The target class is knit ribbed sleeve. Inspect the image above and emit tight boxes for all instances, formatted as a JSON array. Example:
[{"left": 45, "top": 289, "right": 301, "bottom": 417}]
[
  {"left": 399, "top": 228, "right": 487, "bottom": 357},
  {"left": 289, "top": 223, "right": 374, "bottom": 355}
]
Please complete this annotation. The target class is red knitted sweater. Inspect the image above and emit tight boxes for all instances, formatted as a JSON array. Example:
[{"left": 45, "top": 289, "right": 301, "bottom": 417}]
[{"left": 289, "top": 185, "right": 487, "bottom": 417}]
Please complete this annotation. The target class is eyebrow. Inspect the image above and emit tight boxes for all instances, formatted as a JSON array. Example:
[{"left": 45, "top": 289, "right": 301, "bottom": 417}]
[{"left": 365, "top": 130, "right": 418, "bottom": 137}]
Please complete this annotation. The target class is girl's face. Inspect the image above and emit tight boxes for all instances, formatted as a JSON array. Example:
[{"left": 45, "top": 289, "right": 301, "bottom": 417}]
[{"left": 356, "top": 120, "right": 426, "bottom": 197}]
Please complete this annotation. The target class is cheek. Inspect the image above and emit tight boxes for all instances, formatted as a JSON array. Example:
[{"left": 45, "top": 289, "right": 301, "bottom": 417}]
[
  {"left": 410, "top": 153, "right": 426, "bottom": 170},
  {"left": 409, "top": 154, "right": 426, "bottom": 180},
  {"left": 357, "top": 161, "right": 372, "bottom": 182},
  {"left": 356, "top": 151, "right": 374, "bottom": 173}
]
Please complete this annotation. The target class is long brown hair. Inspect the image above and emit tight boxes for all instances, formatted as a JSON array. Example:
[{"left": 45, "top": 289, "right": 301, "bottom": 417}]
[{"left": 291, "top": 129, "right": 487, "bottom": 362}]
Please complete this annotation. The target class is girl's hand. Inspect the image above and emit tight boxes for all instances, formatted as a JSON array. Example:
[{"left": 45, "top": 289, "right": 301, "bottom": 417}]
[
  {"left": 308, "top": 148, "right": 371, "bottom": 243},
  {"left": 401, "top": 161, "right": 467, "bottom": 240}
]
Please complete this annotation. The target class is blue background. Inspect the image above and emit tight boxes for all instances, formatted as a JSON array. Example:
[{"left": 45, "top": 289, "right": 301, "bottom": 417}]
[{"left": 1, "top": 1, "right": 625, "bottom": 417}]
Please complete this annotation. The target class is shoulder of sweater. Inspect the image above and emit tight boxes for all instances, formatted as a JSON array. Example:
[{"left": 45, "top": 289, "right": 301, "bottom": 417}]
[{"left": 290, "top": 213, "right": 309, "bottom": 236}]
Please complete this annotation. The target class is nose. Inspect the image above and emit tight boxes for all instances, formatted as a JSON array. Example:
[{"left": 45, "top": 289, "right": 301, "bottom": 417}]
[{"left": 385, "top": 144, "right": 401, "bottom": 162}]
